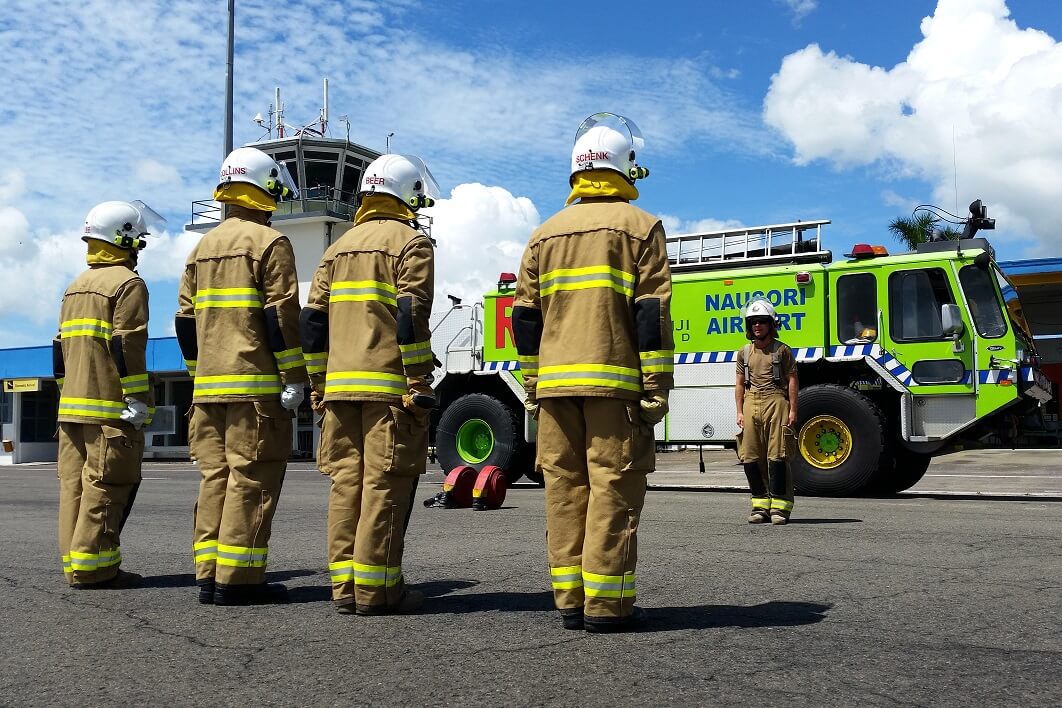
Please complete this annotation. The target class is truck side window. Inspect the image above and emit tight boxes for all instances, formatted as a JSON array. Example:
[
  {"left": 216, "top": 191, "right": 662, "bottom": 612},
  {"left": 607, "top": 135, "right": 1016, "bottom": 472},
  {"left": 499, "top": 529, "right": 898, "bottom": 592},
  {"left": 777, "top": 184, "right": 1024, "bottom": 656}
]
[
  {"left": 959, "top": 265, "right": 1007, "bottom": 338},
  {"left": 888, "top": 268, "right": 955, "bottom": 341},
  {"left": 837, "top": 273, "right": 877, "bottom": 343}
]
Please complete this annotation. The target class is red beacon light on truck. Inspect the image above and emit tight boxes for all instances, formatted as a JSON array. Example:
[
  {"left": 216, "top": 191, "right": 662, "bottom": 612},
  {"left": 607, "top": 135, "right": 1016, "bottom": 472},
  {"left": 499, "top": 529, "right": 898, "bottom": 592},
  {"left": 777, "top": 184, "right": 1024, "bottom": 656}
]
[
  {"left": 846, "top": 244, "right": 889, "bottom": 259},
  {"left": 497, "top": 272, "right": 517, "bottom": 291},
  {"left": 795, "top": 271, "right": 812, "bottom": 285}
]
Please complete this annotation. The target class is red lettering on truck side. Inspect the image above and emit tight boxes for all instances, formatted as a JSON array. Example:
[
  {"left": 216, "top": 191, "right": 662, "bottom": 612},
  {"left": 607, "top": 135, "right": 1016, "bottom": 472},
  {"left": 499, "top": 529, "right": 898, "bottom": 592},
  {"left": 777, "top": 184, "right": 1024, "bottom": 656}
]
[{"left": 495, "top": 296, "right": 514, "bottom": 349}]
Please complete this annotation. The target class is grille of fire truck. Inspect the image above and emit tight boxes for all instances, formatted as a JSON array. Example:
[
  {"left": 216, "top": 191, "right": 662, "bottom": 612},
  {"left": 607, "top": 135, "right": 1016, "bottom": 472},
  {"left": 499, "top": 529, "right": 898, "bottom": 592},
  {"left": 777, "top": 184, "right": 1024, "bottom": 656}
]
[{"left": 667, "top": 220, "right": 832, "bottom": 271}]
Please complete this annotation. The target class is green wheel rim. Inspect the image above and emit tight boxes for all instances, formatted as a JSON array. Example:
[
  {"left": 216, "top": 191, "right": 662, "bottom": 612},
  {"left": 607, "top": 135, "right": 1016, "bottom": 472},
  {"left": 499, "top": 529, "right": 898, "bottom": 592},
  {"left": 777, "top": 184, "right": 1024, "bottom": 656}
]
[{"left": 456, "top": 418, "right": 494, "bottom": 464}]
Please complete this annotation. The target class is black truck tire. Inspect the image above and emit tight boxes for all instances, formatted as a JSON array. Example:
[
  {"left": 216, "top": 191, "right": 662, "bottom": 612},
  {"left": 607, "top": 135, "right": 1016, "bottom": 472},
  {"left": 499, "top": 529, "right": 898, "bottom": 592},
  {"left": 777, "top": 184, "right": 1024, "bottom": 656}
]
[
  {"left": 436, "top": 393, "right": 530, "bottom": 485},
  {"left": 791, "top": 384, "right": 886, "bottom": 496},
  {"left": 871, "top": 446, "right": 933, "bottom": 495}
]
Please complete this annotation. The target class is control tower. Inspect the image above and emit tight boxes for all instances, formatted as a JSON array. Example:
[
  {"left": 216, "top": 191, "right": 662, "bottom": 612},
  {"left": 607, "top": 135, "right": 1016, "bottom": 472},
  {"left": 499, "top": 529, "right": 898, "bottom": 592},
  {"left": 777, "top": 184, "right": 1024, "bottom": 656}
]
[{"left": 185, "top": 84, "right": 387, "bottom": 304}]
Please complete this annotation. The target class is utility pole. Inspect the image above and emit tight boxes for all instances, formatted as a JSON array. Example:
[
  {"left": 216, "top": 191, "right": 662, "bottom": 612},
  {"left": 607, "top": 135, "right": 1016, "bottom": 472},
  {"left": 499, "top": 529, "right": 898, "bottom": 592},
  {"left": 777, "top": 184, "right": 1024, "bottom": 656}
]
[{"left": 225, "top": 0, "right": 235, "bottom": 157}]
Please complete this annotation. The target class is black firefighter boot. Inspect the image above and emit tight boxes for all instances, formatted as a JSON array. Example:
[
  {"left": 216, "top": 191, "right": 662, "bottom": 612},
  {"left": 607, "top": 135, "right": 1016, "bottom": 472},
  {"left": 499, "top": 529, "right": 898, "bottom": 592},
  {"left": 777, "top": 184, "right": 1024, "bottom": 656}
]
[
  {"left": 768, "top": 460, "right": 792, "bottom": 525},
  {"left": 742, "top": 462, "right": 770, "bottom": 524}
]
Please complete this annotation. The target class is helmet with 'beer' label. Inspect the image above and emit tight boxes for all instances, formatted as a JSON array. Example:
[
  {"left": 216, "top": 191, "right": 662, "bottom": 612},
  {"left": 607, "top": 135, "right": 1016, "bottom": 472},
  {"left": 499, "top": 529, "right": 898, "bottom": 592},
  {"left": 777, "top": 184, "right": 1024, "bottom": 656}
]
[
  {"left": 359, "top": 154, "right": 440, "bottom": 211},
  {"left": 82, "top": 200, "right": 165, "bottom": 251},
  {"left": 217, "top": 147, "right": 300, "bottom": 201},
  {"left": 570, "top": 112, "right": 649, "bottom": 185}
]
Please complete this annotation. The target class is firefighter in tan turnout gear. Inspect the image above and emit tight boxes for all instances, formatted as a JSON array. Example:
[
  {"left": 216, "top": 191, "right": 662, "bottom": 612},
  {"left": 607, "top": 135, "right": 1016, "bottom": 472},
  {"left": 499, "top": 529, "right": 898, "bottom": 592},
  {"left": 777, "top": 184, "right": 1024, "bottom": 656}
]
[
  {"left": 300, "top": 154, "right": 437, "bottom": 615},
  {"left": 513, "top": 113, "right": 674, "bottom": 633},
  {"left": 735, "top": 299, "right": 799, "bottom": 525},
  {"left": 55, "top": 200, "right": 160, "bottom": 588},
  {"left": 176, "top": 147, "right": 308, "bottom": 605}
]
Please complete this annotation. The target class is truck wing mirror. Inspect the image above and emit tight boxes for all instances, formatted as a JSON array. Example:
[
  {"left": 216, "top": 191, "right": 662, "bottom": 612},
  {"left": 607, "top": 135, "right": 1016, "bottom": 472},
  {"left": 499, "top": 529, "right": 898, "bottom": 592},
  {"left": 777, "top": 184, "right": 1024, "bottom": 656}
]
[{"left": 941, "top": 303, "right": 965, "bottom": 353}]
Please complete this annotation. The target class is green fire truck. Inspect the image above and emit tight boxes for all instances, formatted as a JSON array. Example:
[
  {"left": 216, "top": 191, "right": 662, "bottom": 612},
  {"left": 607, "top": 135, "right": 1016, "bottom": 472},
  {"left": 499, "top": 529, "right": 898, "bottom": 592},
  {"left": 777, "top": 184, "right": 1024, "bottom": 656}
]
[{"left": 427, "top": 203, "right": 1051, "bottom": 495}]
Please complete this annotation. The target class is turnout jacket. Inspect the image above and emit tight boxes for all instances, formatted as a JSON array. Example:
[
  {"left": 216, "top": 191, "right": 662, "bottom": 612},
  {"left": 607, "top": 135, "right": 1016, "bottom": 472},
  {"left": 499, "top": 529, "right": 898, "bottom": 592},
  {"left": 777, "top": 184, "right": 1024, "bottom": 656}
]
[
  {"left": 175, "top": 206, "right": 307, "bottom": 403},
  {"left": 300, "top": 216, "right": 435, "bottom": 403},
  {"left": 55, "top": 264, "right": 153, "bottom": 424},
  {"left": 513, "top": 198, "right": 674, "bottom": 401}
]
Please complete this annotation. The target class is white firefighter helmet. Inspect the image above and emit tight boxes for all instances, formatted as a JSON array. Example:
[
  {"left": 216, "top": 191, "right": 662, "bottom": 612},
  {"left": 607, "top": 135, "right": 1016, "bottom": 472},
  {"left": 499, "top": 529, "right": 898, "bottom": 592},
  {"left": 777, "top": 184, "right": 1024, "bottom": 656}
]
[
  {"left": 82, "top": 200, "right": 165, "bottom": 251},
  {"left": 217, "top": 147, "right": 300, "bottom": 201},
  {"left": 570, "top": 112, "right": 649, "bottom": 184},
  {"left": 359, "top": 154, "right": 441, "bottom": 211},
  {"left": 743, "top": 299, "right": 779, "bottom": 338}
]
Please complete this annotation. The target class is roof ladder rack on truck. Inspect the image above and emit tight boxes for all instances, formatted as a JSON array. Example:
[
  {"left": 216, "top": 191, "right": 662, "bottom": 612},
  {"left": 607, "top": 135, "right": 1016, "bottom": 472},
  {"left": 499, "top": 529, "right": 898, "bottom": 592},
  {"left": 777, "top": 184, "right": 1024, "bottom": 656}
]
[{"left": 667, "top": 219, "right": 833, "bottom": 272}]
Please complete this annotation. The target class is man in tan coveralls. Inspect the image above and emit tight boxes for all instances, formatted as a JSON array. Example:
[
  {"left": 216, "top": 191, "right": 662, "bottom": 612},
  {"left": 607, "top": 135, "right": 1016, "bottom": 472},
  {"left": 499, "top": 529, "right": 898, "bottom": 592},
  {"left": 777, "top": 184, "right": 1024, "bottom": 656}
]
[
  {"left": 55, "top": 200, "right": 158, "bottom": 588},
  {"left": 513, "top": 113, "right": 674, "bottom": 633},
  {"left": 176, "top": 147, "right": 307, "bottom": 605},
  {"left": 300, "top": 153, "right": 437, "bottom": 615},
  {"left": 735, "top": 299, "right": 799, "bottom": 525}
]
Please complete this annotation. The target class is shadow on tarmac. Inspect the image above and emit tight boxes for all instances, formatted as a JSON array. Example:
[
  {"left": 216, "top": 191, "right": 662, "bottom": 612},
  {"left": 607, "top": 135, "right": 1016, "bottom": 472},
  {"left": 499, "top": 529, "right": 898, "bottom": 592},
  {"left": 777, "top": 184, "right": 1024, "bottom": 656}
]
[
  {"left": 784, "top": 518, "right": 863, "bottom": 525},
  {"left": 414, "top": 580, "right": 554, "bottom": 614},
  {"left": 138, "top": 569, "right": 320, "bottom": 590},
  {"left": 643, "top": 600, "right": 832, "bottom": 632}
]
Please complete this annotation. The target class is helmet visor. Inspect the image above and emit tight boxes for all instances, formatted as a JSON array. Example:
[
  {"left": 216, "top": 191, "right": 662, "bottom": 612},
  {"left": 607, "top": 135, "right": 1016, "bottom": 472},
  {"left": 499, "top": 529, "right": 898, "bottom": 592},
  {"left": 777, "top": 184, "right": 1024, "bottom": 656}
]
[
  {"left": 574, "top": 112, "right": 645, "bottom": 153},
  {"left": 130, "top": 200, "right": 167, "bottom": 235},
  {"left": 275, "top": 162, "right": 300, "bottom": 200},
  {"left": 406, "top": 155, "right": 441, "bottom": 199}
]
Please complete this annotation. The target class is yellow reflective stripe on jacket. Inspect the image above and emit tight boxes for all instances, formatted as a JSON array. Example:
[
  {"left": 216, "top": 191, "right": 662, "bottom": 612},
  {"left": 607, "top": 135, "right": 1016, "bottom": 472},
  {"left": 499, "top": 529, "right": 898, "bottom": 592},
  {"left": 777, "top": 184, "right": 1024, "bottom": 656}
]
[
  {"left": 639, "top": 349, "right": 675, "bottom": 374},
  {"left": 582, "top": 570, "right": 636, "bottom": 598},
  {"left": 184, "top": 359, "right": 197, "bottom": 376},
  {"left": 771, "top": 498, "right": 794, "bottom": 512},
  {"left": 193, "top": 374, "right": 282, "bottom": 397},
  {"left": 518, "top": 355, "right": 539, "bottom": 376},
  {"left": 68, "top": 548, "right": 122, "bottom": 571},
  {"left": 120, "top": 373, "right": 150, "bottom": 395},
  {"left": 399, "top": 340, "right": 432, "bottom": 366},
  {"left": 215, "top": 543, "right": 268, "bottom": 568},
  {"left": 58, "top": 396, "right": 125, "bottom": 419},
  {"left": 537, "top": 364, "right": 642, "bottom": 392},
  {"left": 325, "top": 370, "right": 406, "bottom": 396},
  {"left": 194, "top": 287, "right": 264, "bottom": 309},
  {"left": 60, "top": 318, "right": 113, "bottom": 340},
  {"left": 193, "top": 540, "right": 218, "bottom": 562},
  {"left": 751, "top": 497, "right": 771, "bottom": 511},
  {"left": 540, "top": 265, "right": 635, "bottom": 298},
  {"left": 327, "top": 560, "right": 403, "bottom": 587},
  {"left": 330, "top": 280, "right": 398, "bottom": 306},
  {"left": 304, "top": 351, "right": 328, "bottom": 375},
  {"left": 273, "top": 346, "right": 306, "bottom": 371},
  {"left": 550, "top": 564, "right": 583, "bottom": 590}
]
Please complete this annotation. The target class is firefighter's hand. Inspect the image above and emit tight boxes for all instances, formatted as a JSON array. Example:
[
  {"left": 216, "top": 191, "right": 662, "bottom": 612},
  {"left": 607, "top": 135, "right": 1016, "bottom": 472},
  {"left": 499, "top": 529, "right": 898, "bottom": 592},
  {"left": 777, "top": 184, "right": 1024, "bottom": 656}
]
[
  {"left": 310, "top": 388, "right": 325, "bottom": 414},
  {"left": 120, "top": 397, "right": 149, "bottom": 430},
  {"left": 281, "top": 383, "right": 306, "bottom": 410},
  {"left": 736, "top": 412, "right": 745, "bottom": 429},
  {"left": 639, "top": 391, "right": 669, "bottom": 426},
  {"left": 788, "top": 409, "right": 798, "bottom": 428},
  {"left": 403, "top": 379, "right": 436, "bottom": 419},
  {"left": 523, "top": 398, "right": 539, "bottom": 421}
]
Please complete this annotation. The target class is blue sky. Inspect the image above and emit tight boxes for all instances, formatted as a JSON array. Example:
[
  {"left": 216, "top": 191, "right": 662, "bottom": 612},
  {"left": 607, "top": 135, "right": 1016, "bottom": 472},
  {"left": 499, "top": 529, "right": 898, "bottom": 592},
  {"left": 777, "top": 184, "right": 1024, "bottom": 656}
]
[{"left": 2, "top": 0, "right": 1061, "bottom": 347}]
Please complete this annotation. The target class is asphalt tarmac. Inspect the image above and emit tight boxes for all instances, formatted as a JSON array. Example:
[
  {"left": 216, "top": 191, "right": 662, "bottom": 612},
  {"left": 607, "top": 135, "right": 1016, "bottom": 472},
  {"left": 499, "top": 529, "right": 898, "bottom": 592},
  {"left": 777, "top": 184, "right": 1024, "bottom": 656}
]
[{"left": 1, "top": 455, "right": 1059, "bottom": 706}]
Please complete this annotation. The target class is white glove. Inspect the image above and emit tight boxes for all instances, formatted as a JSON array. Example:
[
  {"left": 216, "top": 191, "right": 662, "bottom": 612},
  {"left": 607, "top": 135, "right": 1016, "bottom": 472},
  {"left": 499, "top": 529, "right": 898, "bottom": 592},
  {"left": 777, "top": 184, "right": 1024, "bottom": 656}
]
[
  {"left": 281, "top": 383, "right": 306, "bottom": 410},
  {"left": 120, "top": 397, "right": 149, "bottom": 430}
]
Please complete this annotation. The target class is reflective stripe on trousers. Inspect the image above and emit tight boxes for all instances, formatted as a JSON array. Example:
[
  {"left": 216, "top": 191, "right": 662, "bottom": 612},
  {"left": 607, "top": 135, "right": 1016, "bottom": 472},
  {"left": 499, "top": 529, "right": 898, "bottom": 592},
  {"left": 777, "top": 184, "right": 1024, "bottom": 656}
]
[
  {"left": 215, "top": 543, "right": 268, "bottom": 568},
  {"left": 193, "top": 540, "right": 218, "bottom": 563},
  {"left": 582, "top": 569, "right": 636, "bottom": 599},
  {"left": 68, "top": 548, "right": 122, "bottom": 571},
  {"left": 329, "top": 560, "right": 402, "bottom": 586},
  {"left": 550, "top": 564, "right": 583, "bottom": 590}
]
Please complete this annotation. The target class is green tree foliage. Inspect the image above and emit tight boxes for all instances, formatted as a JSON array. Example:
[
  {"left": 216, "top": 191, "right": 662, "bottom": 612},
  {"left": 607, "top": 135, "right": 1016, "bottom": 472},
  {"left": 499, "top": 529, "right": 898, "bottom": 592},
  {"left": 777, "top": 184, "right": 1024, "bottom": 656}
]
[{"left": 888, "top": 212, "right": 962, "bottom": 250}]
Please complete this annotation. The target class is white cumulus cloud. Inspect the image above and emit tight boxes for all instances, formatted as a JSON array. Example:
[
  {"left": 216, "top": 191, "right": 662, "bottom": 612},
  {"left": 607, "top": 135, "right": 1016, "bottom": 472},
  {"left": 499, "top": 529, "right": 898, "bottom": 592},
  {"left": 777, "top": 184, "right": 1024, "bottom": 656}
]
[
  {"left": 424, "top": 183, "right": 541, "bottom": 308},
  {"left": 764, "top": 0, "right": 1062, "bottom": 255}
]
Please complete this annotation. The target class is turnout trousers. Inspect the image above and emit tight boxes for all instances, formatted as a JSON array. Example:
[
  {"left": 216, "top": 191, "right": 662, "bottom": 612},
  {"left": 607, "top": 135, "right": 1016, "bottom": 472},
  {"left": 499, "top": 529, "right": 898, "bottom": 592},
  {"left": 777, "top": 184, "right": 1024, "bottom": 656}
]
[
  {"left": 537, "top": 396, "right": 655, "bottom": 620},
  {"left": 189, "top": 401, "right": 292, "bottom": 586},
  {"left": 57, "top": 422, "right": 143, "bottom": 585},
  {"left": 739, "top": 390, "right": 795, "bottom": 517},
  {"left": 318, "top": 401, "right": 427, "bottom": 610}
]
